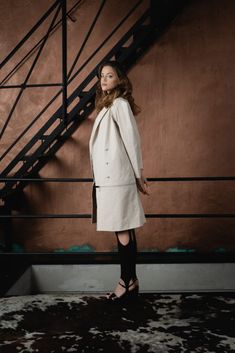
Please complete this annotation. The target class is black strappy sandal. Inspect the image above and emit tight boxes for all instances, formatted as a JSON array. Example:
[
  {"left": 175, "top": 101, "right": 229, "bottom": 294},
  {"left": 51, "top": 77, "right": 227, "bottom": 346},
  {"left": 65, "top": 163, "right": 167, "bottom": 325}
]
[{"left": 106, "top": 278, "right": 139, "bottom": 303}]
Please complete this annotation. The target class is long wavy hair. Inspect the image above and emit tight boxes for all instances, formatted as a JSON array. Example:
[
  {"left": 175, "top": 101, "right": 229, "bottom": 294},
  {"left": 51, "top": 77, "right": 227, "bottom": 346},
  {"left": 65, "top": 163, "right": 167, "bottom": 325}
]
[{"left": 95, "top": 60, "right": 141, "bottom": 116}]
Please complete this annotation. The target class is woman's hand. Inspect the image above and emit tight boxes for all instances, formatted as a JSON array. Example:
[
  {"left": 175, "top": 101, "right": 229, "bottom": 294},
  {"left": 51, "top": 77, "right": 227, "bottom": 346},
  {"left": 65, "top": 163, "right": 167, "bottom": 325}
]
[{"left": 136, "top": 170, "right": 150, "bottom": 195}]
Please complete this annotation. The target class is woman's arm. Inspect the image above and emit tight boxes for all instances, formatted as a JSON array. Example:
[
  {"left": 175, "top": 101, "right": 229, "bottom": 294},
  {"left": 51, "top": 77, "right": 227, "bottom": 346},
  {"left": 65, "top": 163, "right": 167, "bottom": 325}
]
[
  {"left": 112, "top": 99, "right": 149, "bottom": 195},
  {"left": 112, "top": 98, "right": 143, "bottom": 178}
]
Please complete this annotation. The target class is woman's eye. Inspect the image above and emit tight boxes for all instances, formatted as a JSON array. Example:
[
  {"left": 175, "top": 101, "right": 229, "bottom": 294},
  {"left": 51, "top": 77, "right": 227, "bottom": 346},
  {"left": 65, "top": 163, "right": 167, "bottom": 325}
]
[{"left": 101, "top": 75, "right": 112, "bottom": 78}]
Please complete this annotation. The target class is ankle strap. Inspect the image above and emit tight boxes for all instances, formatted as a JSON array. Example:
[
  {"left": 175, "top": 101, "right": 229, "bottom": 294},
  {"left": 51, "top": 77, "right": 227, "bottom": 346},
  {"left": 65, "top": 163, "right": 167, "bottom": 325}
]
[{"left": 119, "top": 278, "right": 138, "bottom": 289}]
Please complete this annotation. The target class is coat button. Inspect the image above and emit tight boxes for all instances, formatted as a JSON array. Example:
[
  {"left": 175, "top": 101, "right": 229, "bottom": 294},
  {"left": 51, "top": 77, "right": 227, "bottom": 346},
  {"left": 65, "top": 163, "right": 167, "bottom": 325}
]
[
  {"left": 105, "top": 148, "right": 109, "bottom": 151},
  {"left": 106, "top": 176, "right": 110, "bottom": 179},
  {"left": 106, "top": 162, "right": 109, "bottom": 165}
]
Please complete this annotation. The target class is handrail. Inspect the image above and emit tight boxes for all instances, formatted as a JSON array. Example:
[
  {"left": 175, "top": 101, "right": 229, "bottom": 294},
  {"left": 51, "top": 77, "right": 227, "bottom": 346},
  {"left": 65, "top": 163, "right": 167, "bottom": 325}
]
[
  {"left": 0, "top": 0, "right": 88, "bottom": 140},
  {"left": 67, "top": 0, "right": 143, "bottom": 84},
  {"left": 0, "top": 3, "right": 62, "bottom": 141},
  {"left": 0, "top": 83, "right": 62, "bottom": 89},
  {"left": 1, "top": 214, "right": 234, "bottom": 219},
  {"left": 1, "top": 174, "right": 234, "bottom": 257},
  {"left": 0, "top": 0, "right": 143, "bottom": 164},
  {"left": 0, "top": 0, "right": 107, "bottom": 160},
  {"left": 1, "top": 176, "right": 235, "bottom": 182},
  {"left": 0, "top": 0, "right": 83, "bottom": 87},
  {"left": 67, "top": 0, "right": 106, "bottom": 80},
  {"left": 0, "top": 0, "right": 60, "bottom": 70},
  {"left": 1, "top": 176, "right": 234, "bottom": 220}
]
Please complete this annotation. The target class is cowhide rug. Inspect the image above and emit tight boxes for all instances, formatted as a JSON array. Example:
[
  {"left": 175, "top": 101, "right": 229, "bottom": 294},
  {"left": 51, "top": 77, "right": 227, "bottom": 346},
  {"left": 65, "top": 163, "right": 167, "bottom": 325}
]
[{"left": 0, "top": 293, "right": 235, "bottom": 352}]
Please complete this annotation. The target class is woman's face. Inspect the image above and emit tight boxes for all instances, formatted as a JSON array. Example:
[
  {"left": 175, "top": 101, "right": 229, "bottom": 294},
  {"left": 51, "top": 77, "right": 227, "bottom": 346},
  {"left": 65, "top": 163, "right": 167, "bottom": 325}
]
[{"left": 100, "top": 65, "right": 120, "bottom": 93}]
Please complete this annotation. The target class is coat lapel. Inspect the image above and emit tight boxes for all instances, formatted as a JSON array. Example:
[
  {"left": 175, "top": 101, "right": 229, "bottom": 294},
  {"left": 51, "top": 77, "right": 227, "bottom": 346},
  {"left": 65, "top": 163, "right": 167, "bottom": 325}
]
[{"left": 89, "top": 106, "right": 110, "bottom": 153}]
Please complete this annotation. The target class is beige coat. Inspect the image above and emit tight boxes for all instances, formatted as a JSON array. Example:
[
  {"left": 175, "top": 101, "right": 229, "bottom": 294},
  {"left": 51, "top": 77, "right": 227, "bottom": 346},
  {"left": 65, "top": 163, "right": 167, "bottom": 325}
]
[{"left": 89, "top": 97, "right": 146, "bottom": 231}]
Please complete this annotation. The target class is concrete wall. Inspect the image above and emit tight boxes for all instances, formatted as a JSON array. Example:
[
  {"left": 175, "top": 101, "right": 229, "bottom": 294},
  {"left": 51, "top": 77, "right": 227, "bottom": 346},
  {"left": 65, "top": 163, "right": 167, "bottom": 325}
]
[{"left": 0, "top": 0, "right": 235, "bottom": 253}]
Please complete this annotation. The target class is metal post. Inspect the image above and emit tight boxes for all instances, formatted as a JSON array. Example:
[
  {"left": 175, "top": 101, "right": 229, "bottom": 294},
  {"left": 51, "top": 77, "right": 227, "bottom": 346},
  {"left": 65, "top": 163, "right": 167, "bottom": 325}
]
[
  {"left": 2, "top": 203, "right": 13, "bottom": 251},
  {"left": 61, "top": 0, "right": 68, "bottom": 124}
]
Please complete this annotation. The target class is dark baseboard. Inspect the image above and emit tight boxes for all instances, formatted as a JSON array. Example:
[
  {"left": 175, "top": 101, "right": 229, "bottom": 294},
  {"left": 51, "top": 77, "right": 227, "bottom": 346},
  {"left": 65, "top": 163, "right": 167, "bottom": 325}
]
[{"left": 0, "top": 252, "right": 234, "bottom": 265}]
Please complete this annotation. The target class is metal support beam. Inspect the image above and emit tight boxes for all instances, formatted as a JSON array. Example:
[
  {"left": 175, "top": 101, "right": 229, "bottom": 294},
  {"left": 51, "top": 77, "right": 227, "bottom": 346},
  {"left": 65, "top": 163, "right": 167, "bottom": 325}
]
[
  {"left": 61, "top": 0, "right": 68, "bottom": 124},
  {"left": 2, "top": 203, "right": 13, "bottom": 251}
]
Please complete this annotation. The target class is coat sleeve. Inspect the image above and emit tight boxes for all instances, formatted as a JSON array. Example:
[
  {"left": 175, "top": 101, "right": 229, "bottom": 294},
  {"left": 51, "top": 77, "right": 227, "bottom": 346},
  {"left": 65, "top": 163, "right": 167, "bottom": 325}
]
[{"left": 112, "top": 99, "right": 144, "bottom": 179}]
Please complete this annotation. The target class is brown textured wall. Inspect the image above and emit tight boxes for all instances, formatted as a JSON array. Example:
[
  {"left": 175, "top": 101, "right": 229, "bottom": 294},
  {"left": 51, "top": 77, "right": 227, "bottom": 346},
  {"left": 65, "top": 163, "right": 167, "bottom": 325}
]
[{"left": 1, "top": 0, "right": 235, "bottom": 253}]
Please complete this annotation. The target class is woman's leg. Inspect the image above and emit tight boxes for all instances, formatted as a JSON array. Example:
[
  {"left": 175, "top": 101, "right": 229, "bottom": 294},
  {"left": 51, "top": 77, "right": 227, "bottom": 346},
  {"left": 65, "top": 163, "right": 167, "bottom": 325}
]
[{"left": 107, "top": 228, "right": 139, "bottom": 298}]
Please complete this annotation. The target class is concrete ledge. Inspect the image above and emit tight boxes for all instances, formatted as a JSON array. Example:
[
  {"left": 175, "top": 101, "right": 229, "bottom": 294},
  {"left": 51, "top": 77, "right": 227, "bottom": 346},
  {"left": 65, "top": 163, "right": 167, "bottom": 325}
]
[{"left": 6, "top": 263, "right": 235, "bottom": 296}]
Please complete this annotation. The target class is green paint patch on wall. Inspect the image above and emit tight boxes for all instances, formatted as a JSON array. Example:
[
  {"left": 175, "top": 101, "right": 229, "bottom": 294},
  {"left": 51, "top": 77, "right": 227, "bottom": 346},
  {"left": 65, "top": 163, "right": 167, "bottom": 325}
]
[
  {"left": 54, "top": 244, "right": 95, "bottom": 253},
  {"left": 53, "top": 246, "right": 229, "bottom": 253},
  {"left": 141, "top": 248, "right": 160, "bottom": 252},
  {"left": 13, "top": 243, "right": 25, "bottom": 253},
  {"left": 111, "top": 246, "right": 118, "bottom": 252},
  {"left": 166, "top": 247, "right": 196, "bottom": 253},
  {"left": 0, "top": 242, "right": 25, "bottom": 253},
  {"left": 142, "top": 247, "right": 196, "bottom": 253},
  {"left": 215, "top": 248, "right": 226, "bottom": 253}
]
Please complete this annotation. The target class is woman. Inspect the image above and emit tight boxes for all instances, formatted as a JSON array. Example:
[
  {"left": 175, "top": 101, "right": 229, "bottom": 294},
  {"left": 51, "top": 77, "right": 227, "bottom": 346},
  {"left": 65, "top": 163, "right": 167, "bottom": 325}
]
[{"left": 89, "top": 60, "right": 149, "bottom": 302}]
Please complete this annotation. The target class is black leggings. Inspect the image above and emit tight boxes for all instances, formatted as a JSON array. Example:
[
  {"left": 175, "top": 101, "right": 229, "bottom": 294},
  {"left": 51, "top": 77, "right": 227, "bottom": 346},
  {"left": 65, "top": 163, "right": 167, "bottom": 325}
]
[{"left": 115, "top": 229, "right": 137, "bottom": 289}]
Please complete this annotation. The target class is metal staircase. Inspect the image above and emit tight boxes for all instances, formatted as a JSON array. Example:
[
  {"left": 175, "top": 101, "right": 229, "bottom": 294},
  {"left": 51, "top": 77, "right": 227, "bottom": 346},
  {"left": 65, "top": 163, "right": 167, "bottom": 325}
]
[
  {"left": 0, "top": 0, "right": 188, "bottom": 207},
  {"left": 1, "top": 0, "right": 234, "bottom": 261}
]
